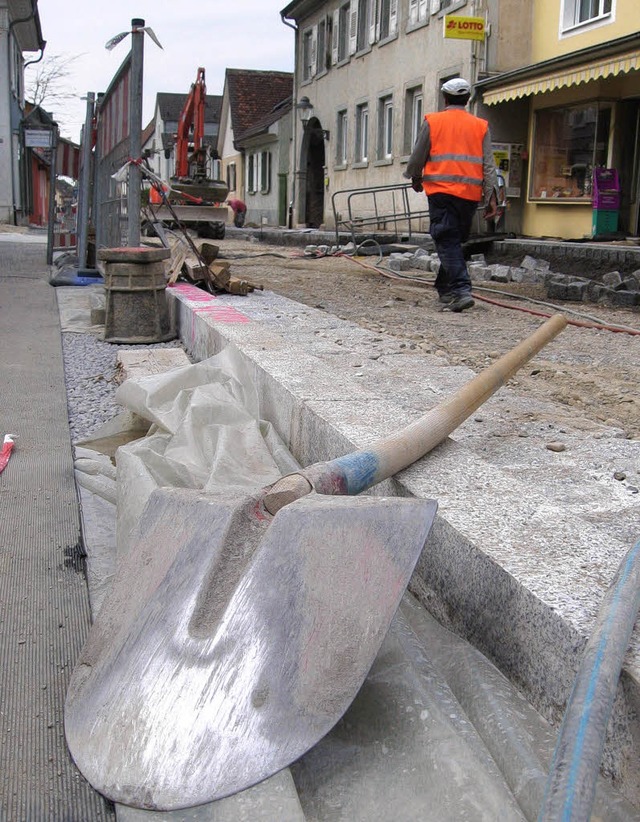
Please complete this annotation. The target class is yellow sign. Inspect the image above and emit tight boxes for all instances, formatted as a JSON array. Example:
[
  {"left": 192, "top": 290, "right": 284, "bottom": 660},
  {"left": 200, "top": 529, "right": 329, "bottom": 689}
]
[{"left": 443, "top": 15, "right": 486, "bottom": 41}]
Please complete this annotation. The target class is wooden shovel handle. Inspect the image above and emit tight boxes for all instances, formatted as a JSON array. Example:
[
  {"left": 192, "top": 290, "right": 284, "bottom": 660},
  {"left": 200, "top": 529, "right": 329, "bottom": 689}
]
[{"left": 263, "top": 314, "right": 567, "bottom": 512}]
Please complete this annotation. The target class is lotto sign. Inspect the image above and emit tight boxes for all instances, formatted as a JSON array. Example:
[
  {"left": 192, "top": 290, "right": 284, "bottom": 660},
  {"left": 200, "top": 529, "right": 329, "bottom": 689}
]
[{"left": 443, "top": 15, "right": 486, "bottom": 41}]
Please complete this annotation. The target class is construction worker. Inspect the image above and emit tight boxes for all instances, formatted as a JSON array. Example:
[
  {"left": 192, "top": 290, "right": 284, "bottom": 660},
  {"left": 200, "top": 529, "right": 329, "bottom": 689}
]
[
  {"left": 226, "top": 198, "right": 247, "bottom": 228},
  {"left": 405, "top": 78, "right": 498, "bottom": 313}
]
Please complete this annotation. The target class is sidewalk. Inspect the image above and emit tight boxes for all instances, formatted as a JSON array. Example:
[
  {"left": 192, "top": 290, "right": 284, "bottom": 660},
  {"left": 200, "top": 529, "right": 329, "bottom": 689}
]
[{"left": 0, "top": 237, "right": 113, "bottom": 820}]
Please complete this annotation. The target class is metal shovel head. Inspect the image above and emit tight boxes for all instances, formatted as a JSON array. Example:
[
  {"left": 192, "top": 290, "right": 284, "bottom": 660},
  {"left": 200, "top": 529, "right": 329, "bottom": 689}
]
[{"left": 65, "top": 486, "right": 437, "bottom": 811}]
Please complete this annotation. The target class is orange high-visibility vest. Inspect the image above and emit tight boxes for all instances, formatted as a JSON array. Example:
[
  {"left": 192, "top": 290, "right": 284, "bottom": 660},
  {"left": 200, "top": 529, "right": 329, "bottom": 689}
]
[{"left": 422, "top": 109, "right": 488, "bottom": 201}]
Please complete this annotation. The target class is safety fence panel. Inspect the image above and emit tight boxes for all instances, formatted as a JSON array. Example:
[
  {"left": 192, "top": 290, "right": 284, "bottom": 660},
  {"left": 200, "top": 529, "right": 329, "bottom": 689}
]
[{"left": 95, "top": 54, "right": 132, "bottom": 251}]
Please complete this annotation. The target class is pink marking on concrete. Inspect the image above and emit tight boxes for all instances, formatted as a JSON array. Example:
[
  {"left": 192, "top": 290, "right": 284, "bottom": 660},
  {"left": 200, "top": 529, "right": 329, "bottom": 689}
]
[
  {"left": 195, "top": 305, "right": 250, "bottom": 323},
  {"left": 169, "top": 283, "right": 250, "bottom": 322}
]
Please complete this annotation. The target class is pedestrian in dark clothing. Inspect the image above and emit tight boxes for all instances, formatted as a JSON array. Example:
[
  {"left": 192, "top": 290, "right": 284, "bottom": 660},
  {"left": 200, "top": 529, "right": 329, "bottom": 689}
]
[
  {"left": 405, "top": 78, "right": 498, "bottom": 313},
  {"left": 226, "top": 198, "right": 247, "bottom": 228}
]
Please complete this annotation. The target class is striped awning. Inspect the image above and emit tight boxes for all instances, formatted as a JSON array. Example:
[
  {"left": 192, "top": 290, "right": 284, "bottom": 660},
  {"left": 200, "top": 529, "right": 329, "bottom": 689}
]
[{"left": 482, "top": 49, "right": 640, "bottom": 105}]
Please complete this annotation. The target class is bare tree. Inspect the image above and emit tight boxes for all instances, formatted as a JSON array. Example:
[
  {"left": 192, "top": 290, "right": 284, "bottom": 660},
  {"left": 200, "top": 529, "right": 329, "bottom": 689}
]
[{"left": 26, "top": 52, "right": 82, "bottom": 107}]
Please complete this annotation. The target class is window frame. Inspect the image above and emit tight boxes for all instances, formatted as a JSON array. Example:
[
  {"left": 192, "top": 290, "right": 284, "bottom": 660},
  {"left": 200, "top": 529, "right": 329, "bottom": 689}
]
[
  {"left": 408, "top": 0, "right": 429, "bottom": 27},
  {"left": 337, "top": 2, "right": 351, "bottom": 63},
  {"left": 404, "top": 86, "right": 424, "bottom": 154},
  {"left": 561, "top": 0, "right": 613, "bottom": 32},
  {"left": 316, "top": 16, "right": 328, "bottom": 75},
  {"left": 355, "top": 102, "right": 369, "bottom": 164},
  {"left": 377, "top": 94, "right": 394, "bottom": 161},
  {"left": 246, "top": 151, "right": 271, "bottom": 195},
  {"left": 226, "top": 162, "right": 237, "bottom": 193},
  {"left": 302, "top": 27, "right": 315, "bottom": 81},
  {"left": 379, "top": 0, "right": 399, "bottom": 41},
  {"left": 336, "top": 108, "right": 348, "bottom": 167}
]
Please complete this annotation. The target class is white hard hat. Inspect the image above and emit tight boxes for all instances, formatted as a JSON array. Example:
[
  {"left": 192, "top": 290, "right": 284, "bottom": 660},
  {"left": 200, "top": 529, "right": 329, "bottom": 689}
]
[{"left": 441, "top": 78, "right": 471, "bottom": 96}]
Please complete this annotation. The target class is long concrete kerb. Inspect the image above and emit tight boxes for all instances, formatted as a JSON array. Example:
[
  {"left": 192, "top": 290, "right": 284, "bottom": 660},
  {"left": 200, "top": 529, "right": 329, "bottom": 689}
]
[{"left": 166, "top": 281, "right": 640, "bottom": 804}]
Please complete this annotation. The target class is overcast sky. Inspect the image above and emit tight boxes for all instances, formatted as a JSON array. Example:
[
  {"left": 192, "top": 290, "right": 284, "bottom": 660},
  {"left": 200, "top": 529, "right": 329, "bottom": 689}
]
[{"left": 27, "top": 1, "right": 295, "bottom": 142}]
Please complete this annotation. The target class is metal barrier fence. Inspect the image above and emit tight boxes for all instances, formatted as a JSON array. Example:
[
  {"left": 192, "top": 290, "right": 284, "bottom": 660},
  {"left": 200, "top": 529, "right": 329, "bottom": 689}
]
[
  {"left": 331, "top": 183, "right": 431, "bottom": 247},
  {"left": 94, "top": 50, "right": 133, "bottom": 253}
]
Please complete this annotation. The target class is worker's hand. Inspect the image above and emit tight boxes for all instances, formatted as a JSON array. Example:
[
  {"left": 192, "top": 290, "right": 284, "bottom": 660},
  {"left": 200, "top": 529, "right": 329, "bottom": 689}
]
[
  {"left": 483, "top": 193, "right": 498, "bottom": 220},
  {"left": 411, "top": 177, "right": 424, "bottom": 193}
]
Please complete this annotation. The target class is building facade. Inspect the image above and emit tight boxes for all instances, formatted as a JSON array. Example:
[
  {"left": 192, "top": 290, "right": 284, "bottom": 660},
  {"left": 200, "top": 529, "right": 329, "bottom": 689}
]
[
  {"left": 0, "top": 0, "right": 45, "bottom": 224},
  {"left": 280, "top": 0, "right": 528, "bottom": 231},
  {"left": 217, "top": 69, "right": 293, "bottom": 227},
  {"left": 477, "top": 0, "right": 640, "bottom": 239}
]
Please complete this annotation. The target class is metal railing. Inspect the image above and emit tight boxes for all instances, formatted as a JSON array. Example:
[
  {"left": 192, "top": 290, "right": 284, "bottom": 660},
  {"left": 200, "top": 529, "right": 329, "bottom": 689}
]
[{"left": 331, "top": 182, "right": 431, "bottom": 247}]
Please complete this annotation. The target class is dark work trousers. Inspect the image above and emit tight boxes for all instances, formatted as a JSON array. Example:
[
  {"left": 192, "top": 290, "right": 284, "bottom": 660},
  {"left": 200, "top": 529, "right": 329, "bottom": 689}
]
[{"left": 428, "top": 193, "right": 479, "bottom": 297}]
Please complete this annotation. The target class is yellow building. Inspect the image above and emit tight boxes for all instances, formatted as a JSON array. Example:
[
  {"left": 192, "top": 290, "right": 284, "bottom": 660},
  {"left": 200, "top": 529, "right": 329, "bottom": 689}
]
[{"left": 476, "top": 0, "right": 640, "bottom": 240}]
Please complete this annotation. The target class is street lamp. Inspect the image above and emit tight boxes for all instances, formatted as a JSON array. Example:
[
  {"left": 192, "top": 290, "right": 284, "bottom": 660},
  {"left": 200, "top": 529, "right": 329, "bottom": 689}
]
[{"left": 296, "top": 96, "right": 314, "bottom": 126}]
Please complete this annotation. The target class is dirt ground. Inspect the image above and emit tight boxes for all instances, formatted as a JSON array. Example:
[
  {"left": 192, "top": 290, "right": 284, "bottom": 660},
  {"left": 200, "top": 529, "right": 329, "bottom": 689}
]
[{"left": 213, "top": 237, "right": 640, "bottom": 439}]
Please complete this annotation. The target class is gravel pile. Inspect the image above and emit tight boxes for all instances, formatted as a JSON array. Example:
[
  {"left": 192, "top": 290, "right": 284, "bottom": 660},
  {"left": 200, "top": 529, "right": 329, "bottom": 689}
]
[{"left": 62, "top": 332, "right": 185, "bottom": 443}]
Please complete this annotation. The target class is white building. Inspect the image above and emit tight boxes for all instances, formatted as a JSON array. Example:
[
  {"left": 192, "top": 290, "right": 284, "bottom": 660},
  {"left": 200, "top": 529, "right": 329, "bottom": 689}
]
[{"left": 0, "top": 0, "right": 45, "bottom": 224}]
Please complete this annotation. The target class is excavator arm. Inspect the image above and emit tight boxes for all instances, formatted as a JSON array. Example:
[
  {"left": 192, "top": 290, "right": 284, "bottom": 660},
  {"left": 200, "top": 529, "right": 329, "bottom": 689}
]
[{"left": 175, "top": 67, "right": 207, "bottom": 179}]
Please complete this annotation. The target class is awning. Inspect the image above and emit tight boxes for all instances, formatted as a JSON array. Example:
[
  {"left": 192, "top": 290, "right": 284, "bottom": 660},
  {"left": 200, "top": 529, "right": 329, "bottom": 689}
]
[{"left": 482, "top": 49, "right": 640, "bottom": 105}]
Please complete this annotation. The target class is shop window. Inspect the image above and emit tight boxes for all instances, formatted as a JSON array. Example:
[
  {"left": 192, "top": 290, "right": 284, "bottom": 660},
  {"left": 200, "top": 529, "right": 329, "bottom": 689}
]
[
  {"left": 562, "top": 0, "right": 613, "bottom": 31},
  {"left": 529, "top": 102, "right": 612, "bottom": 202}
]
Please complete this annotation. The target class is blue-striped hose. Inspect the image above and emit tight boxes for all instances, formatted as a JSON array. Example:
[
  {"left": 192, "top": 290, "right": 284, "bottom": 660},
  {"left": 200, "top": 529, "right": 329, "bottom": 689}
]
[
  {"left": 263, "top": 314, "right": 567, "bottom": 514},
  {"left": 538, "top": 538, "right": 640, "bottom": 821}
]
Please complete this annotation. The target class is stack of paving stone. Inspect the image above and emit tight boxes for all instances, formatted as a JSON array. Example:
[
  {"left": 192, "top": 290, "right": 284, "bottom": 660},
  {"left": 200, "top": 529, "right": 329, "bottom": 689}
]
[{"left": 385, "top": 249, "right": 640, "bottom": 306}]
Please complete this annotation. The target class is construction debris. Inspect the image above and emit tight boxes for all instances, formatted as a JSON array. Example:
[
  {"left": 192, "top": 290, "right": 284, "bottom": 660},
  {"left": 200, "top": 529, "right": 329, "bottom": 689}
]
[{"left": 164, "top": 235, "right": 262, "bottom": 295}]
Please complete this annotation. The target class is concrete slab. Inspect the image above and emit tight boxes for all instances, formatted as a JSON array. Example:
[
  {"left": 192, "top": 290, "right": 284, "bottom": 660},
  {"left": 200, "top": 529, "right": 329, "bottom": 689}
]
[{"left": 167, "top": 282, "right": 640, "bottom": 806}]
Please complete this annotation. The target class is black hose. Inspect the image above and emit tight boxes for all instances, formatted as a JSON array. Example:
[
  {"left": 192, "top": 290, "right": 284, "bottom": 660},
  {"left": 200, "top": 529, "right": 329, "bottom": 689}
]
[{"left": 538, "top": 538, "right": 640, "bottom": 821}]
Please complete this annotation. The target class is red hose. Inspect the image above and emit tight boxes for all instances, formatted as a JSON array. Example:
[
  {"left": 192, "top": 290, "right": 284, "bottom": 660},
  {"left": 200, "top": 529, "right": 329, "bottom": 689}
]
[{"left": 474, "top": 294, "right": 640, "bottom": 336}]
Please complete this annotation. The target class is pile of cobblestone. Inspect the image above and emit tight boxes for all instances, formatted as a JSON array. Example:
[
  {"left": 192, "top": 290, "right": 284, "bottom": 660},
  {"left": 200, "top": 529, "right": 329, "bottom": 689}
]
[{"left": 386, "top": 249, "right": 640, "bottom": 307}]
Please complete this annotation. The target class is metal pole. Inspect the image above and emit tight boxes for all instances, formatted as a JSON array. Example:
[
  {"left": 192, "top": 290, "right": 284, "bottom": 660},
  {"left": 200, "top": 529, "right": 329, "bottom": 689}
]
[
  {"left": 46, "top": 125, "right": 59, "bottom": 266},
  {"left": 94, "top": 93, "right": 105, "bottom": 251},
  {"left": 127, "top": 17, "right": 145, "bottom": 247},
  {"left": 77, "top": 92, "right": 95, "bottom": 267}
]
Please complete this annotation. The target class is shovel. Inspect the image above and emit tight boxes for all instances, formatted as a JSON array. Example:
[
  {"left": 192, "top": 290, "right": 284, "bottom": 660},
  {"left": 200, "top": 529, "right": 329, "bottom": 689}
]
[{"left": 65, "top": 314, "right": 566, "bottom": 811}]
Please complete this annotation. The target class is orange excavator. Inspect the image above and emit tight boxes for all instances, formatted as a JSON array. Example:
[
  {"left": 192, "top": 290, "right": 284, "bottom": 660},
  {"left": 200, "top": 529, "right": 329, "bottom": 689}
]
[
  {"left": 171, "top": 67, "right": 227, "bottom": 205},
  {"left": 149, "top": 67, "right": 228, "bottom": 239}
]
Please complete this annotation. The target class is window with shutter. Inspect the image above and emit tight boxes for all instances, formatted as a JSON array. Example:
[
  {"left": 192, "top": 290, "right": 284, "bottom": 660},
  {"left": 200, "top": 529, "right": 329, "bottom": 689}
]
[
  {"left": 349, "top": 4, "right": 358, "bottom": 54},
  {"left": 338, "top": 3, "right": 350, "bottom": 62}
]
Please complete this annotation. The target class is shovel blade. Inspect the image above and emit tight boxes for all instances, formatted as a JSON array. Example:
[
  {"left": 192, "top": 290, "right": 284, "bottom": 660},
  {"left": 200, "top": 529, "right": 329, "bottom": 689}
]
[{"left": 65, "top": 487, "right": 436, "bottom": 810}]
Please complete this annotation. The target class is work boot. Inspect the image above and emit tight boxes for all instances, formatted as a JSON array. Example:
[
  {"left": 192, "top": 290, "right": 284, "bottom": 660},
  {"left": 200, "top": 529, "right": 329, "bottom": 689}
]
[
  {"left": 439, "top": 293, "right": 455, "bottom": 304},
  {"left": 443, "top": 294, "right": 475, "bottom": 313}
]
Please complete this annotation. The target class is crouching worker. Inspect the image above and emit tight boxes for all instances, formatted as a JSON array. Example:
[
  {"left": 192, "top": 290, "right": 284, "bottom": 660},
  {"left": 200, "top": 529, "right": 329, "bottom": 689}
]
[
  {"left": 405, "top": 78, "right": 498, "bottom": 313},
  {"left": 226, "top": 198, "right": 247, "bottom": 228}
]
